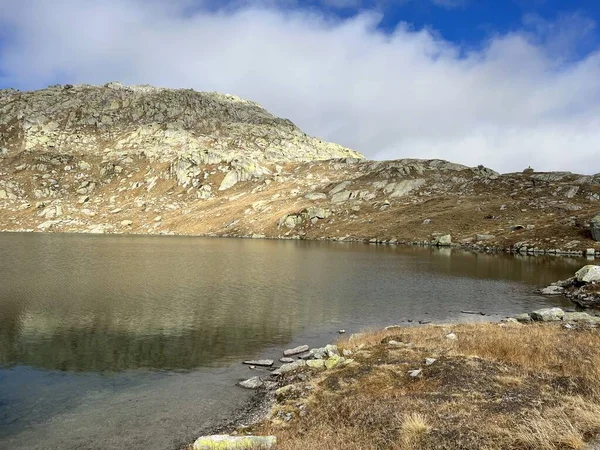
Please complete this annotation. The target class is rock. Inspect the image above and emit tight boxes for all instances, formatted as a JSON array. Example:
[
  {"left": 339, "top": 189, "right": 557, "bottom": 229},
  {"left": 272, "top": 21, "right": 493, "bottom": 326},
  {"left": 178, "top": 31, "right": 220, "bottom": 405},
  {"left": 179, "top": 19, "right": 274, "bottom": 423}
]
[
  {"left": 283, "top": 345, "right": 309, "bottom": 356},
  {"left": 279, "top": 357, "right": 294, "bottom": 363},
  {"left": 575, "top": 265, "right": 600, "bottom": 283},
  {"left": 434, "top": 235, "right": 452, "bottom": 247},
  {"left": 324, "top": 355, "right": 342, "bottom": 370},
  {"left": 592, "top": 214, "right": 600, "bottom": 241},
  {"left": 275, "top": 384, "right": 297, "bottom": 398},
  {"left": 563, "top": 312, "right": 596, "bottom": 323},
  {"left": 408, "top": 369, "right": 422, "bottom": 378},
  {"left": 422, "top": 219, "right": 431, "bottom": 225},
  {"left": 271, "top": 360, "right": 306, "bottom": 375},
  {"left": 305, "top": 192, "right": 327, "bottom": 200},
  {"left": 476, "top": 234, "right": 495, "bottom": 241},
  {"left": 242, "top": 359, "right": 274, "bottom": 367},
  {"left": 306, "top": 359, "right": 325, "bottom": 369},
  {"left": 120, "top": 220, "right": 133, "bottom": 226},
  {"left": 586, "top": 248, "right": 596, "bottom": 257},
  {"left": 238, "top": 376, "right": 263, "bottom": 389},
  {"left": 530, "top": 307, "right": 564, "bottom": 322},
  {"left": 445, "top": 333, "right": 457, "bottom": 340},
  {"left": 193, "top": 435, "right": 276, "bottom": 450},
  {"left": 219, "top": 171, "right": 240, "bottom": 191},
  {"left": 0, "top": 190, "right": 7, "bottom": 199},
  {"left": 425, "top": 358, "right": 437, "bottom": 366},
  {"left": 540, "top": 286, "right": 565, "bottom": 295},
  {"left": 514, "top": 313, "right": 532, "bottom": 323},
  {"left": 338, "top": 329, "right": 346, "bottom": 334},
  {"left": 342, "top": 349, "right": 353, "bottom": 357},
  {"left": 324, "top": 344, "right": 339, "bottom": 357}
]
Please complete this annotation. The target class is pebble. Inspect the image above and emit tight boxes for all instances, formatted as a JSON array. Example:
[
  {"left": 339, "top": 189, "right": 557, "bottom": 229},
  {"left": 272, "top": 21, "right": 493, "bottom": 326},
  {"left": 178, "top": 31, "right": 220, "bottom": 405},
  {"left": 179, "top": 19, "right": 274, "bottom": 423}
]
[{"left": 408, "top": 369, "right": 422, "bottom": 378}]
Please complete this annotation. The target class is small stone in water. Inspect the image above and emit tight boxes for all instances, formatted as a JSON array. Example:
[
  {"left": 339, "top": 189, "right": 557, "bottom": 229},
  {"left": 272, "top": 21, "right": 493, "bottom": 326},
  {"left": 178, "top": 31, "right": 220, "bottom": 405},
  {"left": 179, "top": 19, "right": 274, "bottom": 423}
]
[{"left": 279, "top": 357, "right": 294, "bottom": 363}]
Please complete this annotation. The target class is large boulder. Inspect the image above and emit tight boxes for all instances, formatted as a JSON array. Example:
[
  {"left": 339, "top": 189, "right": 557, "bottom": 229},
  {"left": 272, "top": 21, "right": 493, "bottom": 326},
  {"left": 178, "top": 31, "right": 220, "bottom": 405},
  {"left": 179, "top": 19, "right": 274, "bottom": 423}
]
[
  {"left": 530, "top": 307, "right": 564, "bottom": 322},
  {"left": 592, "top": 213, "right": 600, "bottom": 241},
  {"left": 575, "top": 265, "right": 600, "bottom": 283}
]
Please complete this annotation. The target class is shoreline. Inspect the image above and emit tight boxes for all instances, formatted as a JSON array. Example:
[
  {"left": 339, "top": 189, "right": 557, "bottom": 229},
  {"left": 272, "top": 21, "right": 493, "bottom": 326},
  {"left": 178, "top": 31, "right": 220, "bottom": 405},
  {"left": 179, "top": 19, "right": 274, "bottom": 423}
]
[
  {"left": 194, "top": 307, "right": 600, "bottom": 450},
  {"left": 1, "top": 229, "right": 597, "bottom": 259}
]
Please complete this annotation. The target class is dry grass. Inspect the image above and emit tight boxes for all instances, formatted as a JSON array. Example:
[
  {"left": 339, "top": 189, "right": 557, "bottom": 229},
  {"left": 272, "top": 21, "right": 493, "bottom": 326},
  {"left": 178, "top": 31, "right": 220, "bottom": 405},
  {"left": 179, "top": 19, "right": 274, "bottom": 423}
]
[{"left": 251, "top": 322, "right": 600, "bottom": 449}]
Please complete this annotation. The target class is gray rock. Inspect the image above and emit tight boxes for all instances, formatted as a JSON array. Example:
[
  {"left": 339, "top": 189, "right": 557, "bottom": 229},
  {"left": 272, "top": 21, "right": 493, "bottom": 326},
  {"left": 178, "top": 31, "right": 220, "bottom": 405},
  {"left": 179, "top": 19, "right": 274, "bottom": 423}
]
[
  {"left": 425, "top": 358, "right": 437, "bottom": 366},
  {"left": 408, "top": 369, "right": 422, "bottom": 377},
  {"left": 242, "top": 359, "right": 274, "bottom": 367},
  {"left": 193, "top": 435, "right": 276, "bottom": 450},
  {"left": 476, "top": 234, "right": 495, "bottom": 241},
  {"left": 305, "top": 192, "right": 327, "bottom": 200},
  {"left": 575, "top": 265, "right": 600, "bottom": 283},
  {"left": 279, "top": 357, "right": 294, "bottom": 363},
  {"left": 238, "top": 376, "right": 263, "bottom": 389},
  {"left": 434, "top": 235, "right": 452, "bottom": 246},
  {"left": 445, "top": 332, "right": 457, "bottom": 340},
  {"left": 592, "top": 213, "right": 600, "bottom": 241},
  {"left": 271, "top": 360, "right": 306, "bottom": 376},
  {"left": 540, "top": 285, "right": 565, "bottom": 295},
  {"left": 283, "top": 345, "right": 309, "bottom": 356},
  {"left": 324, "top": 344, "right": 339, "bottom": 357},
  {"left": 563, "top": 312, "right": 597, "bottom": 323},
  {"left": 530, "top": 307, "right": 564, "bottom": 322}
]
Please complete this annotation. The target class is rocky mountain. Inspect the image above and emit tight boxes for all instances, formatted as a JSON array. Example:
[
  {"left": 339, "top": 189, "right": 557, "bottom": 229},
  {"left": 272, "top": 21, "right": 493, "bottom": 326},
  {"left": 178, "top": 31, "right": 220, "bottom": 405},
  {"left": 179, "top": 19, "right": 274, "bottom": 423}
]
[{"left": 1, "top": 83, "right": 599, "bottom": 256}]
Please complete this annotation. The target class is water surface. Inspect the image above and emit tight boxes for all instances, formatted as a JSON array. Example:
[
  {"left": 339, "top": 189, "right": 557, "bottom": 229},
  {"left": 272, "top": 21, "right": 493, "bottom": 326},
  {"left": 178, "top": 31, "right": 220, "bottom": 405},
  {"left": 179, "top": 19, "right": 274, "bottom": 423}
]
[{"left": 0, "top": 233, "right": 583, "bottom": 449}]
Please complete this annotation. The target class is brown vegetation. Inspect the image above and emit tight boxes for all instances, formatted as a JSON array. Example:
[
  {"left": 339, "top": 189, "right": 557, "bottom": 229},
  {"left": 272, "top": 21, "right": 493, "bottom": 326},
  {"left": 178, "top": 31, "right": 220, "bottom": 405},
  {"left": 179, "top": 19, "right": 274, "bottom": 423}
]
[{"left": 253, "top": 323, "right": 600, "bottom": 449}]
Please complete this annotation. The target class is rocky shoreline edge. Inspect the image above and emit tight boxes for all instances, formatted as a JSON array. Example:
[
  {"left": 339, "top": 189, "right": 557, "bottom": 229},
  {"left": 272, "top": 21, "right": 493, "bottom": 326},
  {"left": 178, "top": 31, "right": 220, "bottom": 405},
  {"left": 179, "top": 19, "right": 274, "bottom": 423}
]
[
  {"left": 190, "top": 307, "right": 600, "bottom": 449},
  {"left": 2, "top": 229, "right": 599, "bottom": 260},
  {"left": 188, "top": 263, "right": 600, "bottom": 449}
]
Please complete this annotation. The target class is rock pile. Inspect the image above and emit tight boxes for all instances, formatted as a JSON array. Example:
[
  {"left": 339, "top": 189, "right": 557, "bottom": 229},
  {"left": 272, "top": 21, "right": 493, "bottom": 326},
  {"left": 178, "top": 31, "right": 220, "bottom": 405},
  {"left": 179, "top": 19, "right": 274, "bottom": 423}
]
[{"left": 539, "top": 265, "right": 600, "bottom": 308}]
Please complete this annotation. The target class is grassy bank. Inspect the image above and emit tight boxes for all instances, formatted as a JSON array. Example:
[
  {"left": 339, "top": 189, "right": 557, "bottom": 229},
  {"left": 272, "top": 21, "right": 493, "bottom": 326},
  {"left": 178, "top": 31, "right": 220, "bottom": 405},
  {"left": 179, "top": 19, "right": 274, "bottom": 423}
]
[{"left": 248, "top": 322, "right": 600, "bottom": 449}]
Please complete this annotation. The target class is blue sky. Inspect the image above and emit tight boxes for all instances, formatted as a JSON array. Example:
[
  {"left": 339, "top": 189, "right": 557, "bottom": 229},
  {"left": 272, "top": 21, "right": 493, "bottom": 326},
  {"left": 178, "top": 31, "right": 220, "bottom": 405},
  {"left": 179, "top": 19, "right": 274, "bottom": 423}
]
[{"left": 0, "top": 0, "right": 599, "bottom": 173}]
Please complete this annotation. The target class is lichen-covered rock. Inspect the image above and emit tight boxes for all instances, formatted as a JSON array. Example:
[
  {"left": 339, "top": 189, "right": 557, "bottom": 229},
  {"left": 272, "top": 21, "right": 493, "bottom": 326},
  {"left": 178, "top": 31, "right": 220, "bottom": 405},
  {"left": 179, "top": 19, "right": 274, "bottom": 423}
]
[
  {"left": 530, "top": 307, "right": 564, "bottom": 322},
  {"left": 514, "top": 313, "right": 532, "bottom": 323},
  {"left": 193, "top": 435, "right": 276, "bottom": 450}
]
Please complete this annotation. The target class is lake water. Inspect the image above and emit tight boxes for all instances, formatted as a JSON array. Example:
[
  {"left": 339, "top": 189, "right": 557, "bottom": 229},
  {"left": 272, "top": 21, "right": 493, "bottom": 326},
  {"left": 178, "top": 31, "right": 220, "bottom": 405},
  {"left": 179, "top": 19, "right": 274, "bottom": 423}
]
[{"left": 0, "top": 233, "right": 583, "bottom": 449}]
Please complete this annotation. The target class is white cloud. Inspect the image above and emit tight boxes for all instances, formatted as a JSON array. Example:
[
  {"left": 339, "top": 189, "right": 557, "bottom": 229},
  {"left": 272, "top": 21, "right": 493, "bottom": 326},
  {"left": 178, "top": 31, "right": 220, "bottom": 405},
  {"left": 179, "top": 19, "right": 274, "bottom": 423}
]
[{"left": 0, "top": 0, "right": 599, "bottom": 174}]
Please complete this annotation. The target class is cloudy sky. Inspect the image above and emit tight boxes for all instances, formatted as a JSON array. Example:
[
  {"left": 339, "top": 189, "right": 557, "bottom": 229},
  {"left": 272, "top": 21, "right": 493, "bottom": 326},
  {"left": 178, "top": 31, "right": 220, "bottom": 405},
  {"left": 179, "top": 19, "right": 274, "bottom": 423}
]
[{"left": 0, "top": 0, "right": 599, "bottom": 174}]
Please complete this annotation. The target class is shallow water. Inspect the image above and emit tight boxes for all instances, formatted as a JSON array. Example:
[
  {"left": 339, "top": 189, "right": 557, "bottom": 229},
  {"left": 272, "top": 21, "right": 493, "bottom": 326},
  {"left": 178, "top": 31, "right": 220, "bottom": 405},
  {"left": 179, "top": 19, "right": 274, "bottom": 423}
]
[{"left": 0, "top": 233, "right": 582, "bottom": 449}]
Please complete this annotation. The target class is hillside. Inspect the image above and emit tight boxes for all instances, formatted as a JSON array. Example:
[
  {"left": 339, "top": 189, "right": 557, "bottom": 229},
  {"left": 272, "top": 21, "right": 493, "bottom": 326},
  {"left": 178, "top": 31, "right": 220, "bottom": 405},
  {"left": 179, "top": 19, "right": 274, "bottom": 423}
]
[{"left": 1, "top": 83, "right": 599, "bottom": 256}]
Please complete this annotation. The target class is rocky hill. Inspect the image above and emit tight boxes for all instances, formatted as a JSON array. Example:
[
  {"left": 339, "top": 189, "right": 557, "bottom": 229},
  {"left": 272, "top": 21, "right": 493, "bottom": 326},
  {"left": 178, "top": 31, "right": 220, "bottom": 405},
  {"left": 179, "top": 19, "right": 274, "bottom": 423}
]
[{"left": 1, "top": 83, "right": 599, "bottom": 257}]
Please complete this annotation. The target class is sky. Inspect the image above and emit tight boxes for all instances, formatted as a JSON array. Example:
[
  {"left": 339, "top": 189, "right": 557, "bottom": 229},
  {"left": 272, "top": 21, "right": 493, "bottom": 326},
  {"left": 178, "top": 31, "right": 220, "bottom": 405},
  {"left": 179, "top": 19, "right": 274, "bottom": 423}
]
[{"left": 0, "top": 0, "right": 599, "bottom": 174}]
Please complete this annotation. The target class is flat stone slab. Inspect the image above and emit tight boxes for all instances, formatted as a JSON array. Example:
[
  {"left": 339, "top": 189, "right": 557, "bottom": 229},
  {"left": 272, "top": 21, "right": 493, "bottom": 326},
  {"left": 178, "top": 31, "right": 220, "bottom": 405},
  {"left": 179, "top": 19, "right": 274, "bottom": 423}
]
[
  {"left": 283, "top": 345, "right": 309, "bottom": 356},
  {"left": 242, "top": 359, "right": 274, "bottom": 367},
  {"left": 237, "top": 376, "right": 263, "bottom": 389},
  {"left": 193, "top": 435, "right": 276, "bottom": 450}
]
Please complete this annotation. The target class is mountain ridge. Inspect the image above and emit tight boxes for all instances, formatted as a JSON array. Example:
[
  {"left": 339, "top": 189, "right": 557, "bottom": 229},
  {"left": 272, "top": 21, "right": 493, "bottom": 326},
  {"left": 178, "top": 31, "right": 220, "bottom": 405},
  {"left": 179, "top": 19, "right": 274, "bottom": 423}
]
[{"left": 1, "top": 83, "right": 599, "bottom": 256}]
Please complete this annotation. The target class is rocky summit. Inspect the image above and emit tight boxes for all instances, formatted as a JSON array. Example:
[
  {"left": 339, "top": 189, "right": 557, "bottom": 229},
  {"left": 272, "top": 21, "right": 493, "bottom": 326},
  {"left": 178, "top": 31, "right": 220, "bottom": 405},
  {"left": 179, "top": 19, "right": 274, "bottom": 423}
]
[{"left": 1, "top": 83, "right": 600, "bottom": 255}]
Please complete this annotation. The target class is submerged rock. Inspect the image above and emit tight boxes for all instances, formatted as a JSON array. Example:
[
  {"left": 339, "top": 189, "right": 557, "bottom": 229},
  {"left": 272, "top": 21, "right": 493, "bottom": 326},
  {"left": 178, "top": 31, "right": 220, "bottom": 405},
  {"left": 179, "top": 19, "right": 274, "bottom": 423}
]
[
  {"left": 540, "top": 285, "right": 565, "bottom": 295},
  {"left": 193, "top": 435, "right": 276, "bottom": 450},
  {"left": 242, "top": 359, "right": 273, "bottom": 367},
  {"left": 238, "top": 376, "right": 263, "bottom": 389}
]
